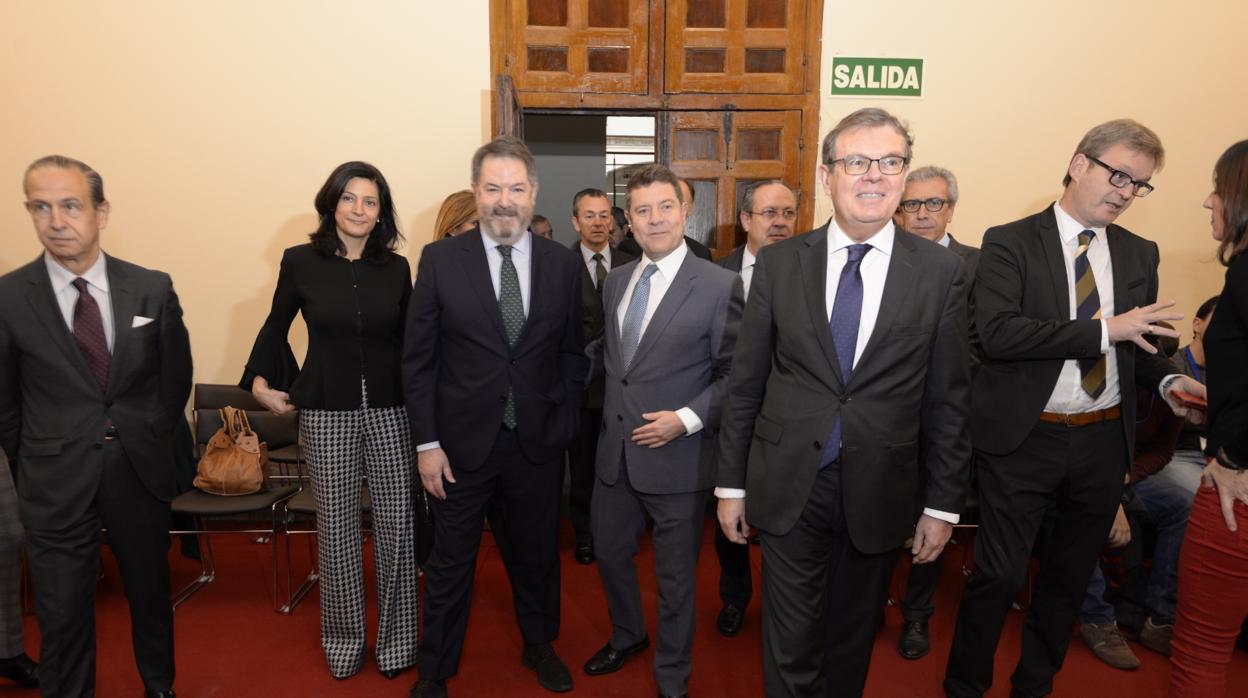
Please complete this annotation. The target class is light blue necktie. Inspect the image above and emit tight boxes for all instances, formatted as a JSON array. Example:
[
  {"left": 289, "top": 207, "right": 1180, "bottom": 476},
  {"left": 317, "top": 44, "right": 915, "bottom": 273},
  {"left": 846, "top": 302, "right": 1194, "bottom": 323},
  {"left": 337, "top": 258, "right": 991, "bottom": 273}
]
[{"left": 620, "top": 263, "right": 659, "bottom": 370}]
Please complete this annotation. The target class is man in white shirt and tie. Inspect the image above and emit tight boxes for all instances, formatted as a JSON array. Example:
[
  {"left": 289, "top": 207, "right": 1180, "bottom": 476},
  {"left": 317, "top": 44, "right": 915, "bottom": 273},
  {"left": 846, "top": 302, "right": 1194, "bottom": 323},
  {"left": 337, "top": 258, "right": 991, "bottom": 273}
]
[{"left": 582, "top": 164, "right": 742, "bottom": 698}]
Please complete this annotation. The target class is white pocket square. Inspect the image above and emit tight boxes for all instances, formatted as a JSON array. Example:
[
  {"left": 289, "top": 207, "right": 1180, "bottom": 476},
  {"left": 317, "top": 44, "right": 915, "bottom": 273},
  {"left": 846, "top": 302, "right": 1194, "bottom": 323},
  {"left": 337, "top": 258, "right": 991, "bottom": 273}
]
[{"left": 131, "top": 316, "right": 155, "bottom": 328}]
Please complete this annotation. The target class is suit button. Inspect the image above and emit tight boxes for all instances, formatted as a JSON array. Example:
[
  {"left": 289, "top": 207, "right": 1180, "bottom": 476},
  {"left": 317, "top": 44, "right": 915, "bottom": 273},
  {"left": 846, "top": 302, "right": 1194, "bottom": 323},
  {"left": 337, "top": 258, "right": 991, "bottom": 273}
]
[
  {"left": 839, "top": 396, "right": 850, "bottom": 404},
  {"left": 813, "top": 441, "right": 822, "bottom": 451},
  {"left": 616, "top": 414, "right": 623, "bottom": 422},
  {"left": 509, "top": 360, "right": 517, "bottom": 366},
  {"left": 621, "top": 379, "right": 629, "bottom": 386}
]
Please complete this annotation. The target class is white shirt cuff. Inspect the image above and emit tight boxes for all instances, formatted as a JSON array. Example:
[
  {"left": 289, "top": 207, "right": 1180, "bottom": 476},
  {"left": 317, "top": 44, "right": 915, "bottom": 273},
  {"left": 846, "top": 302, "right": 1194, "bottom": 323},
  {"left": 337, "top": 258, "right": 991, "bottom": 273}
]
[
  {"left": 1099, "top": 319, "right": 1110, "bottom": 353},
  {"left": 1159, "top": 373, "right": 1184, "bottom": 396},
  {"left": 923, "top": 507, "right": 960, "bottom": 524},
  {"left": 416, "top": 441, "right": 441, "bottom": 453},
  {"left": 675, "top": 407, "right": 702, "bottom": 436},
  {"left": 714, "top": 487, "right": 745, "bottom": 499}
]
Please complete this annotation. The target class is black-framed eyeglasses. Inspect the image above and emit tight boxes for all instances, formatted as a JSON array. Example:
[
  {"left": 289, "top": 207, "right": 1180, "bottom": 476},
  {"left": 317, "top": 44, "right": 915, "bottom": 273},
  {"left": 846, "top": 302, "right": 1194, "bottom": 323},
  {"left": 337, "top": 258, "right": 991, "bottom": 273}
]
[
  {"left": 898, "top": 198, "right": 949, "bottom": 213},
  {"left": 829, "top": 154, "right": 909, "bottom": 176},
  {"left": 744, "top": 207, "right": 798, "bottom": 222},
  {"left": 1085, "top": 155, "right": 1155, "bottom": 197}
]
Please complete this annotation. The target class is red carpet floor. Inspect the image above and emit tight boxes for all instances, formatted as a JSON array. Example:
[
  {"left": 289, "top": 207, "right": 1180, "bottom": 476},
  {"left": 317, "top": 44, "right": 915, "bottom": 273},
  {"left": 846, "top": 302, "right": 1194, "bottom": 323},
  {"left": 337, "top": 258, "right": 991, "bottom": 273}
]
[{"left": 10, "top": 521, "right": 1248, "bottom": 697}]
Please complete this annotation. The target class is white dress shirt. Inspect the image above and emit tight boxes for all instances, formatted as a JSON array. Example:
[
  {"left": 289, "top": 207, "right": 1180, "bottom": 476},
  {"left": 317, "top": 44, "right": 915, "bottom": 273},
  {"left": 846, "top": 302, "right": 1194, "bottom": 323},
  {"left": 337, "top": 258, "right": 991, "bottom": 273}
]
[
  {"left": 44, "top": 251, "right": 115, "bottom": 351},
  {"left": 1046, "top": 203, "right": 1119, "bottom": 413},
  {"left": 740, "top": 247, "right": 757, "bottom": 300},
  {"left": 580, "top": 242, "right": 612, "bottom": 289},
  {"left": 615, "top": 241, "right": 703, "bottom": 436},
  {"left": 416, "top": 231, "right": 534, "bottom": 453},
  {"left": 937, "top": 232, "right": 951, "bottom": 248}
]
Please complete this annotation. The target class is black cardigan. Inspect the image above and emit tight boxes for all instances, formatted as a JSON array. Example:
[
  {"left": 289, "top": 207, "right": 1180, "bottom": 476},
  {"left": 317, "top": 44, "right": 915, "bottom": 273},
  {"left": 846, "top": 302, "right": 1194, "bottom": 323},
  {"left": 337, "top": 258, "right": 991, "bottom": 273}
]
[
  {"left": 242, "top": 243, "right": 411, "bottom": 410},
  {"left": 1206, "top": 253, "right": 1248, "bottom": 464}
]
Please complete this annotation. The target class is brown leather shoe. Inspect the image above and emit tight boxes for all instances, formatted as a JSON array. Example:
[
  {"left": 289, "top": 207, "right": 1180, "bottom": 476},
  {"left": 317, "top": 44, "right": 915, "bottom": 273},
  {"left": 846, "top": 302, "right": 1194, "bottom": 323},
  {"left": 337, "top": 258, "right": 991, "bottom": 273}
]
[{"left": 1080, "top": 621, "right": 1140, "bottom": 670}]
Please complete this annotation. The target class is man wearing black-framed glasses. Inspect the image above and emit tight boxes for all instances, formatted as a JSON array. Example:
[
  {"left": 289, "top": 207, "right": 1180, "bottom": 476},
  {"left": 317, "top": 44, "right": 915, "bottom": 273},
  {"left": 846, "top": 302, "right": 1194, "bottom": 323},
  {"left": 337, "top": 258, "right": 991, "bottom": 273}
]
[{"left": 945, "top": 119, "right": 1207, "bottom": 698}]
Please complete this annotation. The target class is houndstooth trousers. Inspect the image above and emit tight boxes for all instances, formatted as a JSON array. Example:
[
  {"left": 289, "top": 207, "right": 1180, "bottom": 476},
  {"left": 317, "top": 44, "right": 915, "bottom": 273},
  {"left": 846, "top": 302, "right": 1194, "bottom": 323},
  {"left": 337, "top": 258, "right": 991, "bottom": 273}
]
[{"left": 299, "top": 381, "right": 418, "bottom": 677}]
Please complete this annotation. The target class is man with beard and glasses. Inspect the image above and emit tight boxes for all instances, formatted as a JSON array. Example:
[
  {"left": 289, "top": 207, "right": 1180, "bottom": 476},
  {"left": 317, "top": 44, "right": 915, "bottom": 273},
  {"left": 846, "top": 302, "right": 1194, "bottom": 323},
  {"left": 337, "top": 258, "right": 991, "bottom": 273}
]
[
  {"left": 403, "top": 136, "right": 588, "bottom": 698},
  {"left": 713, "top": 179, "right": 798, "bottom": 638}
]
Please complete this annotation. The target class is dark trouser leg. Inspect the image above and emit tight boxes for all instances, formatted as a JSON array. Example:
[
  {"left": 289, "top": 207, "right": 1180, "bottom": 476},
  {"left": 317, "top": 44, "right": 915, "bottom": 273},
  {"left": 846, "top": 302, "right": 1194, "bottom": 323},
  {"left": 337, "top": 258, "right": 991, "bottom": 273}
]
[
  {"left": 0, "top": 453, "right": 25, "bottom": 658},
  {"left": 567, "top": 408, "right": 601, "bottom": 545},
  {"left": 495, "top": 432, "right": 564, "bottom": 645},
  {"left": 25, "top": 514, "right": 101, "bottom": 698},
  {"left": 591, "top": 467, "right": 648, "bottom": 649},
  {"left": 901, "top": 548, "right": 944, "bottom": 623},
  {"left": 714, "top": 499, "right": 752, "bottom": 608},
  {"left": 641, "top": 488, "right": 707, "bottom": 697},
  {"left": 1011, "top": 420, "right": 1123, "bottom": 695},
  {"left": 417, "top": 435, "right": 497, "bottom": 680}
]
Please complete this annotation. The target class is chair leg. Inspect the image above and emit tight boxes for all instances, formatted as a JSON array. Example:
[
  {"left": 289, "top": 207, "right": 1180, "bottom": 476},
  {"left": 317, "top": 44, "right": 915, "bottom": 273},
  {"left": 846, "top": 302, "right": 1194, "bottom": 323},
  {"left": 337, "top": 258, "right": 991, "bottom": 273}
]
[{"left": 173, "top": 525, "right": 216, "bottom": 610}]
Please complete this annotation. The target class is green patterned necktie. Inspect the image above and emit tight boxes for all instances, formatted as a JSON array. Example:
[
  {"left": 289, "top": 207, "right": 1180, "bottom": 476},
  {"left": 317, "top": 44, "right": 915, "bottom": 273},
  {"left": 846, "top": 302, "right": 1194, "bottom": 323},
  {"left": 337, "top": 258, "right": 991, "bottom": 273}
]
[
  {"left": 592, "top": 252, "right": 607, "bottom": 292},
  {"left": 498, "top": 245, "right": 524, "bottom": 428}
]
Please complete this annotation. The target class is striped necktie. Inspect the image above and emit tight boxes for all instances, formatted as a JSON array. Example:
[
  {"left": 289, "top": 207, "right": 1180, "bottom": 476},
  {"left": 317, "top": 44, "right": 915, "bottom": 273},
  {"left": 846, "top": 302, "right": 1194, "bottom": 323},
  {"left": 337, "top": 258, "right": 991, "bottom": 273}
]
[{"left": 1074, "top": 231, "right": 1106, "bottom": 399}]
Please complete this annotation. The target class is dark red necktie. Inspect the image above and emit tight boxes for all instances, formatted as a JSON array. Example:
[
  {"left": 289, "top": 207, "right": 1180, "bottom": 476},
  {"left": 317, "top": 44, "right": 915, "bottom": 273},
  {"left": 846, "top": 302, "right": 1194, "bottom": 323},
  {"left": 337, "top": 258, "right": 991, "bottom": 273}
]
[{"left": 71, "top": 277, "right": 110, "bottom": 392}]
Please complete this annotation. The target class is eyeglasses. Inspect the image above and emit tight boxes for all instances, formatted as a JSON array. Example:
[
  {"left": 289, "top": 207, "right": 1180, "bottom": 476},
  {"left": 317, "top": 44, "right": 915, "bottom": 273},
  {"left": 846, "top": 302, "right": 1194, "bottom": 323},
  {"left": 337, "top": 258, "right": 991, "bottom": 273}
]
[
  {"left": 828, "top": 155, "right": 909, "bottom": 176},
  {"left": 898, "top": 198, "right": 950, "bottom": 213},
  {"left": 1085, "top": 155, "right": 1155, "bottom": 197},
  {"left": 744, "top": 208, "right": 798, "bottom": 222}
]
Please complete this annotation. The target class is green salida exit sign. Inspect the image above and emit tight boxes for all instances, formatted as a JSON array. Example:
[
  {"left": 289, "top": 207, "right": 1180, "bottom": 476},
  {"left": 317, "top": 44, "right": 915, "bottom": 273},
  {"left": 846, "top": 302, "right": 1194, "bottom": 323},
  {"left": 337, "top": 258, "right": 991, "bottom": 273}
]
[{"left": 831, "top": 57, "right": 924, "bottom": 98}]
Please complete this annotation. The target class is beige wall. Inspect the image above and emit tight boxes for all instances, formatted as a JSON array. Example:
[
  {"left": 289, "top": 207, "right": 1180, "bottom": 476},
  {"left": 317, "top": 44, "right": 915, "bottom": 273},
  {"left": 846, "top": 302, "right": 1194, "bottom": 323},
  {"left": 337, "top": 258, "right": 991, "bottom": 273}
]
[{"left": 2, "top": 2, "right": 1240, "bottom": 386}]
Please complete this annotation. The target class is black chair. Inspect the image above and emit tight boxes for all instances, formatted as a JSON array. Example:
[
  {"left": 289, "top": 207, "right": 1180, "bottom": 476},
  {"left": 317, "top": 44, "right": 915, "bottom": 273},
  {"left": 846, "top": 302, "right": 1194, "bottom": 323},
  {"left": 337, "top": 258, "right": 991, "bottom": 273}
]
[
  {"left": 170, "top": 384, "right": 299, "bottom": 612},
  {"left": 281, "top": 476, "right": 373, "bottom": 614}
]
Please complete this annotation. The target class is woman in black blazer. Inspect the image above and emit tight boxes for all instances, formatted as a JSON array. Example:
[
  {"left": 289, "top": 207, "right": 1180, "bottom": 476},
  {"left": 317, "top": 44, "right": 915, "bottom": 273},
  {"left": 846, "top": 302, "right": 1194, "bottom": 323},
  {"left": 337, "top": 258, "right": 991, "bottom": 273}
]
[
  {"left": 1170, "top": 140, "right": 1248, "bottom": 695},
  {"left": 243, "top": 161, "right": 416, "bottom": 680}
]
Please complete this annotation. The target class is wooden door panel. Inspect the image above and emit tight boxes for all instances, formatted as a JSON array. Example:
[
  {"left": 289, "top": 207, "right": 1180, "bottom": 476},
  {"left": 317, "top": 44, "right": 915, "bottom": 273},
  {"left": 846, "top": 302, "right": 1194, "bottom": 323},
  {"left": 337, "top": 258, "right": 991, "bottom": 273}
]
[
  {"left": 507, "top": 0, "right": 650, "bottom": 94},
  {"left": 665, "top": 0, "right": 806, "bottom": 94}
]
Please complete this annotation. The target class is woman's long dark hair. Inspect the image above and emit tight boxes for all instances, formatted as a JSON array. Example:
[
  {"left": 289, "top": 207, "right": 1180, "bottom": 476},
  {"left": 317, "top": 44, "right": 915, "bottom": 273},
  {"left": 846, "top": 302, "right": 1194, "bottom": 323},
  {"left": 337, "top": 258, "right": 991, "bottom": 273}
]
[
  {"left": 309, "top": 161, "right": 403, "bottom": 262},
  {"left": 1214, "top": 140, "right": 1248, "bottom": 266}
]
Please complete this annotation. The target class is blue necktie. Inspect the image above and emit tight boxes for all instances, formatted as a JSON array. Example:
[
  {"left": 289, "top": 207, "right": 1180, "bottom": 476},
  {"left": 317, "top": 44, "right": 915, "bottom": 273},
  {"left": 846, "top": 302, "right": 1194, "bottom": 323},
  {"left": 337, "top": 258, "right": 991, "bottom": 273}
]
[
  {"left": 820, "top": 243, "right": 870, "bottom": 468},
  {"left": 620, "top": 263, "right": 658, "bottom": 370}
]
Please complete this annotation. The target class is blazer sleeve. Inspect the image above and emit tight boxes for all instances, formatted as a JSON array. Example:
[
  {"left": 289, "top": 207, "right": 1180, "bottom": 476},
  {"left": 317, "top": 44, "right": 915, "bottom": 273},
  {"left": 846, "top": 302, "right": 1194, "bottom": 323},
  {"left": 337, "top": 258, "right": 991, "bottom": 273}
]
[
  {"left": 0, "top": 311, "right": 19, "bottom": 462},
  {"left": 717, "top": 248, "right": 777, "bottom": 489},
  {"left": 157, "top": 276, "right": 193, "bottom": 434},
  {"left": 403, "top": 249, "right": 441, "bottom": 445},
  {"left": 241, "top": 249, "right": 301, "bottom": 392},
  {"left": 683, "top": 273, "right": 744, "bottom": 431},
  {"left": 975, "top": 230, "right": 1102, "bottom": 361},
  {"left": 919, "top": 258, "right": 972, "bottom": 514}
]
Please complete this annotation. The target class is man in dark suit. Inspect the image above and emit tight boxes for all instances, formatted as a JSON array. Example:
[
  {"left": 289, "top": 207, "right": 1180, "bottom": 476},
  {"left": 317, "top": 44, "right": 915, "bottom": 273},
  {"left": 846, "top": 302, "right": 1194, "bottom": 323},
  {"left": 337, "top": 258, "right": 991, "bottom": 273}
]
[
  {"left": 618, "top": 178, "right": 713, "bottom": 261},
  {"left": 943, "top": 120, "right": 1204, "bottom": 698},
  {"left": 713, "top": 179, "right": 798, "bottom": 638},
  {"left": 889, "top": 165, "right": 980, "bottom": 660},
  {"left": 566, "top": 187, "right": 635, "bottom": 565},
  {"left": 582, "top": 164, "right": 742, "bottom": 698},
  {"left": 717, "top": 108, "right": 972, "bottom": 698},
  {"left": 0, "top": 155, "right": 192, "bottom": 698},
  {"left": 403, "top": 136, "right": 588, "bottom": 698},
  {"left": 0, "top": 450, "right": 38, "bottom": 689}
]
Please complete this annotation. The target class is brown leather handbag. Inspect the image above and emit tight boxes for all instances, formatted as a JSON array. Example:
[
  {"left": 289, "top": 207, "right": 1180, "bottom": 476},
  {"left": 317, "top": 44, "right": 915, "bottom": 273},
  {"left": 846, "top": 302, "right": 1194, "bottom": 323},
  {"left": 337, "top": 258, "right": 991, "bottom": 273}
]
[{"left": 193, "top": 407, "right": 268, "bottom": 495}]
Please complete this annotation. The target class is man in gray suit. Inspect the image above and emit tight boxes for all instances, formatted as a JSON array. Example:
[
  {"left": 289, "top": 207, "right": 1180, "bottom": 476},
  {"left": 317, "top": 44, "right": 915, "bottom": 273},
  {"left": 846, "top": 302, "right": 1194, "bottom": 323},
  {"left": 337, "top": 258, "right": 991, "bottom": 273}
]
[
  {"left": 890, "top": 165, "right": 981, "bottom": 660},
  {"left": 717, "top": 108, "right": 972, "bottom": 697},
  {"left": 582, "top": 164, "right": 743, "bottom": 698},
  {"left": 0, "top": 155, "right": 193, "bottom": 697},
  {"left": 0, "top": 450, "right": 38, "bottom": 688}
]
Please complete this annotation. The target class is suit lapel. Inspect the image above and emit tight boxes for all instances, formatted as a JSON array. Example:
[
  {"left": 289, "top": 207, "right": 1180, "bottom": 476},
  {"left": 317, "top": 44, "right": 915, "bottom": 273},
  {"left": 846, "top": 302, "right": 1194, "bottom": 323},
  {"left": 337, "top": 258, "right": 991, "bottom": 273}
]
[
  {"left": 104, "top": 254, "right": 134, "bottom": 396},
  {"left": 459, "top": 228, "right": 510, "bottom": 346},
  {"left": 624, "top": 253, "right": 697, "bottom": 375},
  {"left": 853, "top": 233, "right": 917, "bottom": 382},
  {"left": 514, "top": 237, "right": 546, "bottom": 347},
  {"left": 1038, "top": 207, "right": 1070, "bottom": 319},
  {"left": 24, "top": 256, "right": 100, "bottom": 392},
  {"left": 1106, "top": 224, "right": 1130, "bottom": 314},
  {"left": 797, "top": 224, "right": 846, "bottom": 387},
  {"left": 604, "top": 259, "right": 633, "bottom": 371}
]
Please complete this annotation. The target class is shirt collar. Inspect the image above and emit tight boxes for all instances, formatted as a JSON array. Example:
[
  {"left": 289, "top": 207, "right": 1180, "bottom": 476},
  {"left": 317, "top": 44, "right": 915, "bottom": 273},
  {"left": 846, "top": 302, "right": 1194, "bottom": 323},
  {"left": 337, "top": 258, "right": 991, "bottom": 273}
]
[
  {"left": 641, "top": 239, "right": 688, "bottom": 278},
  {"left": 742, "top": 246, "right": 757, "bottom": 269},
  {"left": 44, "top": 250, "right": 109, "bottom": 294},
  {"left": 484, "top": 229, "right": 532, "bottom": 258},
  {"left": 827, "top": 219, "right": 895, "bottom": 257},
  {"left": 580, "top": 242, "right": 609, "bottom": 264},
  {"left": 938, "top": 232, "right": 951, "bottom": 248},
  {"left": 1053, "top": 201, "right": 1107, "bottom": 244}
]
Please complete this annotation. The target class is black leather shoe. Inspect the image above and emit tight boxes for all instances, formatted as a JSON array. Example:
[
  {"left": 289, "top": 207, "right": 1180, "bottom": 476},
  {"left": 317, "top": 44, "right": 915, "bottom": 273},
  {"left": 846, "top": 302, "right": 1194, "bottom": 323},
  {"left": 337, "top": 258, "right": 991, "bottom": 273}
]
[
  {"left": 574, "top": 540, "right": 595, "bottom": 565},
  {"left": 522, "top": 643, "right": 573, "bottom": 692},
  {"left": 716, "top": 603, "right": 744, "bottom": 636},
  {"left": 898, "top": 619, "right": 930, "bottom": 660},
  {"left": 381, "top": 664, "right": 413, "bottom": 679},
  {"left": 583, "top": 636, "right": 650, "bottom": 675},
  {"left": 659, "top": 693, "right": 689, "bottom": 698},
  {"left": 410, "top": 679, "right": 449, "bottom": 698},
  {"left": 0, "top": 653, "right": 38, "bottom": 688},
  {"left": 144, "top": 690, "right": 175, "bottom": 698}
]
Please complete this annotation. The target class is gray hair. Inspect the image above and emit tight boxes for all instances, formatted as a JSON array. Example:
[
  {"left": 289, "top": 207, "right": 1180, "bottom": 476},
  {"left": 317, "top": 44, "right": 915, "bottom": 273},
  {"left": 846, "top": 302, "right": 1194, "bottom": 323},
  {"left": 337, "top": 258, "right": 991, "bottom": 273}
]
[
  {"left": 740, "top": 179, "right": 796, "bottom": 214},
  {"left": 1062, "top": 119, "right": 1165, "bottom": 187},
  {"left": 24, "top": 154, "right": 106, "bottom": 207},
  {"left": 821, "top": 108, "right": 914, "bottom": 165},
  {"left": 906, "top": 166, "right": 959, "bottom": 206},
  {"left": 471, "top": 135, "right": 538, "bottom": 187}
]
